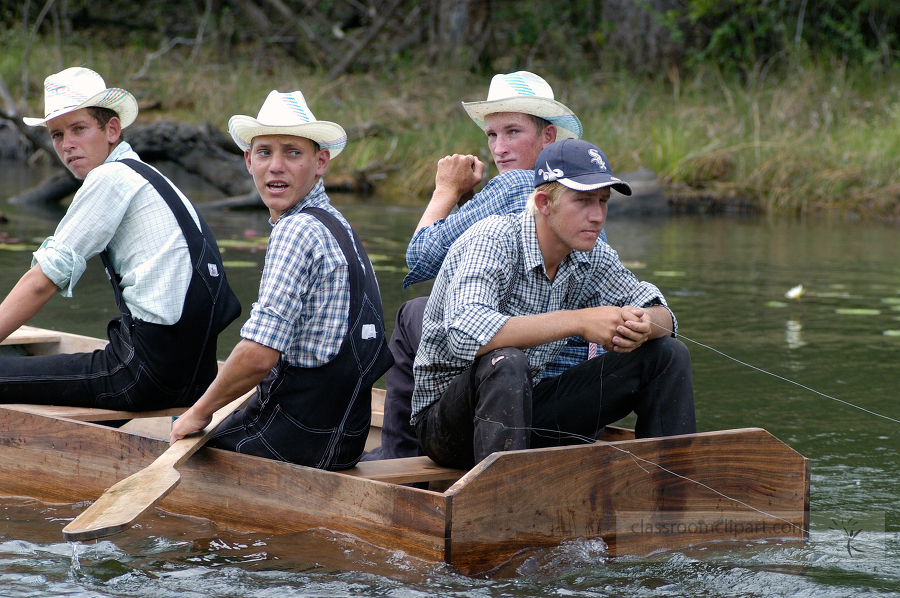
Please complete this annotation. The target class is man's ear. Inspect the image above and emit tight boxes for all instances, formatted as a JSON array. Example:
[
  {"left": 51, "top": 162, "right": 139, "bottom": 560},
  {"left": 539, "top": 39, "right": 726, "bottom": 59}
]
[
  {"left": 541, "top": 124, "right": 557, "bottom": 147},
  {"left": 244, "top": 150, "right": 252, "bottom": 172},
  {"left": 105, "top": 116, "right": 122, "bottom": 144},
  {"left": 315, "top": 148, "right": 331, "bottom": 176},
  {"left": 533, "top": 190, "right": 553, "bottom": 216}
]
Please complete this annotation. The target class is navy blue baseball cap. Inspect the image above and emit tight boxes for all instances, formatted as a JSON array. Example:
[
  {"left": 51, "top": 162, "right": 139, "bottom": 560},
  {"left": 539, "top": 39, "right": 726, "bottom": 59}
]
[{"left": 534, "top": 139, "right": 633, "bottom": 196}]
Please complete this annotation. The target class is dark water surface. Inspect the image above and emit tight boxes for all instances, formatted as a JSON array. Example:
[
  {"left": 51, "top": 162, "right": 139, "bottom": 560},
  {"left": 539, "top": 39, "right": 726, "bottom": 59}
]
[{"left": 2, "top": 160, "right": 899, "bottom": 596}]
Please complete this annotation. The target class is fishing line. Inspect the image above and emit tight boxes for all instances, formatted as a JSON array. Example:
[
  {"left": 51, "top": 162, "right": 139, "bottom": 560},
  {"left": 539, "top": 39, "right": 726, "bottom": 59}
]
[
  {"left": 470, "top": 320, "right": 895, "bottom": 541},
  {"left": 649, "top": 322, "right": 900, "bottom": 425}
]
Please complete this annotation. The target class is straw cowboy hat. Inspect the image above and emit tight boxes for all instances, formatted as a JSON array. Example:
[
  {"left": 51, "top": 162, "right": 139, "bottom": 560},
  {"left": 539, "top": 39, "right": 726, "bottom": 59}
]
[
  {"left": 23, "top": 67, "right": 138, "bottom": 129},
  {"left": 462, "top": 71, "right": 583, "bottom": 141},
  {"left": 228, "top": 90, "right": 347, "bottom": 158}
]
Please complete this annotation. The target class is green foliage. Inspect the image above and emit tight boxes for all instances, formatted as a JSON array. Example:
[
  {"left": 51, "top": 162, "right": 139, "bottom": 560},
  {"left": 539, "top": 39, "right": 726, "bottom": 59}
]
[{"left": 683, "top": 0, "right": 900, "bottom": 74}]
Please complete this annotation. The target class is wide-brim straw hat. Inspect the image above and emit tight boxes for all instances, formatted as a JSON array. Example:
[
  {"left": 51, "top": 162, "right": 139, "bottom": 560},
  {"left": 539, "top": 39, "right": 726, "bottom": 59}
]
[
  {"left": 462, "top": 71, "right": 583, "bottom": 141},
  {"left": 23, "top": 67, "right": 138, "bottom": 129},
  {"left": 228, "top": 90, "right": 347, "bottom": 158}
]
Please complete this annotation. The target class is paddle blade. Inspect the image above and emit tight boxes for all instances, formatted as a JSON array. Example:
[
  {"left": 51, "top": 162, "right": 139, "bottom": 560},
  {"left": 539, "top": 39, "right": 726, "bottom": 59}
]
[
  {"left": 60, "top": 391, "right": 252, "bottom": 542},
  {"left": 62, "top": 464, "right": 181, "bottom": 542}
]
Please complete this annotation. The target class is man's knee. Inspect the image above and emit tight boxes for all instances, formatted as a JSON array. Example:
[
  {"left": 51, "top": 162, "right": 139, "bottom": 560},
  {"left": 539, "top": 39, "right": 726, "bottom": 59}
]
[
  {"left": 475, "top": 347, "right": 530, "bottom": 384},
  {"left": 647, "top": 336, "right": 691, "bottom": 368}
]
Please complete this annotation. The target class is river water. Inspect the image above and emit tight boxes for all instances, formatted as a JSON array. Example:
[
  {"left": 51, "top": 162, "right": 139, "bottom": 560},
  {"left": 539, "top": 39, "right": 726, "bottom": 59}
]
[{"left": 1, "top": 160, "right": 899, "bottom": 597}]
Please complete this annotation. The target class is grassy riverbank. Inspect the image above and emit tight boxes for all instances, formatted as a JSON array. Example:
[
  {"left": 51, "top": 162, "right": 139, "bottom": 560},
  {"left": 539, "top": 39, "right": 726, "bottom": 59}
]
[{"left": 5, "top": 34, "right": 900, "bottom": 219}]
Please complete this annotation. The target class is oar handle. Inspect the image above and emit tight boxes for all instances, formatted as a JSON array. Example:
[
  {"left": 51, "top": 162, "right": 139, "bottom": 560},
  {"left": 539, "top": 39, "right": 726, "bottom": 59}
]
[{"left": 164, "top": 392, "right": 252, "bottom": 468}]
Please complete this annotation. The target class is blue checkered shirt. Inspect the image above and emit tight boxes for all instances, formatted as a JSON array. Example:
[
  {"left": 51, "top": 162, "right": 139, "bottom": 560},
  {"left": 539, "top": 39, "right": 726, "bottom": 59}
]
[
  {"left": 240, "top": 179, "right": 366, "bottom": 367},
  {"left": 410, "top": 212, "right": 675, "bottom": 421}
]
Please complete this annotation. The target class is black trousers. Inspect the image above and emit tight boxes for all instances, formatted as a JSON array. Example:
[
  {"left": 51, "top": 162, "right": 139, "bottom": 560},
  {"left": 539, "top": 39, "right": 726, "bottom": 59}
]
[
  {"left": 414, "top": 336, "right": 696, "bottom": 469},
  {"left": 0, "top": 318, "right": 211, "bottom": 410}
]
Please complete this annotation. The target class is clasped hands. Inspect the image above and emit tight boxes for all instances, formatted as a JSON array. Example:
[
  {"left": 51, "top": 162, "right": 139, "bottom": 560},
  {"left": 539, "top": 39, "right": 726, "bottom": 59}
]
[{"left": 581, "top": 305, "right": 653, "bottom": 353}]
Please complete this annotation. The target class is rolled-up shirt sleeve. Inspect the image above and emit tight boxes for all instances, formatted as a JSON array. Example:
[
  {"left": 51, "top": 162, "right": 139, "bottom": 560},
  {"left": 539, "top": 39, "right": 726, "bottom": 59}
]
[
  {"left": 32, "top": 237, "right": 88, "bottom": 297},
  {"left": 403, "top": 169, "right": 534, "bottom": 289}
]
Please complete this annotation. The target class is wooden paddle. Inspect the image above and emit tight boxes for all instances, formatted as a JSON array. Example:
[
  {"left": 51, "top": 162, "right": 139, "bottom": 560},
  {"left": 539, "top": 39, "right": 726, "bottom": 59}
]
[{"left": 62, "top": 391, "right": 253, "bottom": 542}]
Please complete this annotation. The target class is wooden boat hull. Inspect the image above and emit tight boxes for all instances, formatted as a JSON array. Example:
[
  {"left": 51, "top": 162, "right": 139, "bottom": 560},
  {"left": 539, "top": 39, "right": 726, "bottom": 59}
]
[{"left": 0, "top": 327, "right": 810, "bottom": 573}]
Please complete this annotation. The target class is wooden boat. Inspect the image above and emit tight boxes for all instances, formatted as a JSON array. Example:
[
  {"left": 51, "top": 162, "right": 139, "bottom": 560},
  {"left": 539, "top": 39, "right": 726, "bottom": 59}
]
[{"left": 0, "top": 326, "right": 810, "bottom": 574}]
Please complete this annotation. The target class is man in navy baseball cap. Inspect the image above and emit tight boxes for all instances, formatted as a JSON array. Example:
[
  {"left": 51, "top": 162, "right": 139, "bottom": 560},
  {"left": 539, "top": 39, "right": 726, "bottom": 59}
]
[{"left": 410, "top": 139, "right": 696, "bottom": 469}]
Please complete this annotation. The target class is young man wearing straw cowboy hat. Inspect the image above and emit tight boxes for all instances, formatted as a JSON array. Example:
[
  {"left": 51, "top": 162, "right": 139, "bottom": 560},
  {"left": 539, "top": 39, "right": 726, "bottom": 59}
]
[
  {"left": 0, "top": 67, "right": 240, "bottom": 409},
  {"left": 412, "top": 139, "right": 695, "bottom": 468},
  {"left": 170, "top": 91, "right": 393, "bottom": 470},
  {"left": 366, "top": 71, "right": 607, "bottom": 462}
]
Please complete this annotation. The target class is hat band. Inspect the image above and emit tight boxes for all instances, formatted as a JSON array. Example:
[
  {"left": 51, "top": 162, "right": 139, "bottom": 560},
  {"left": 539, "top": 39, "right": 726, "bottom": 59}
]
[{"left": 320, "top": 135, "right": 348, "bottom": 151}]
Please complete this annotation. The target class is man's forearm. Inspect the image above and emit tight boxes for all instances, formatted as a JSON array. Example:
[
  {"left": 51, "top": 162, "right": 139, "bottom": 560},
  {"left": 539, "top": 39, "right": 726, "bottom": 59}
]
[
  {"left": 474, "top": 304, "right": 673, "bottom": 358},
  {"left": 0, "top": 265, "right": 58, "bottom": 342},
  {"left": 476, "top": 311, "right": 581, "bottom": 357},
  {"left": 645, "top": 305, "right": 675, "bottom": 339},
  {"left": 414, "top": 187, "right": 460, "bottom": 233},
  {"left": 191, "top": 339, "right": 280, "bottom": 418}
]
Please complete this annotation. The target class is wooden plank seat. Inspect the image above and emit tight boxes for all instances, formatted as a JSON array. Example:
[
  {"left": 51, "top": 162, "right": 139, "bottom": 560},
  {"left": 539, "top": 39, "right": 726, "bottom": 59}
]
[
  {"left": 0, "top": 404, "right": 187, "bottom": 422},
  {"left": 342, "top": 455, "right": 467, "bottom": 485},
  {"left": 1, "top": 327, "right": 63, "bottom": 346}
]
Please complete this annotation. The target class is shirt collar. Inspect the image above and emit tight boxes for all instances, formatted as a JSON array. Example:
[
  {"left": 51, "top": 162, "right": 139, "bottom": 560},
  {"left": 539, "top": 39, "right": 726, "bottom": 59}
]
[
  {"left": 521, "top": 212, "right": 544, "bottom": 274},
  {"left": 106, "top": 141, "right": 136, "bottom": 163}
]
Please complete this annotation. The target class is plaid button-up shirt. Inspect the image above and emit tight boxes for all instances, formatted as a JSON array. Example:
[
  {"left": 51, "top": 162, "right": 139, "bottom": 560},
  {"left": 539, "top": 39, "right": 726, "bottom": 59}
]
[
  {"left": 411, "top": 212, "right": 674, "bottom": 421},
  {"left": 241, "top": 179, "right": 367, "bottom": 367}
]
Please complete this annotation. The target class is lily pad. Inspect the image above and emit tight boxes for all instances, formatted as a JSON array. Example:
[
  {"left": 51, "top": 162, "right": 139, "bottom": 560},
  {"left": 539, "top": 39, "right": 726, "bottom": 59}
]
[
  {"left": 883, "top": 330, "right": 900, "bottom": 337},
  {"left": 653, "top": 270, "right": 685, "bottom": 277},
  {"left": 0, "top": 244, "right": 31, "bottom": 252},
  {"left": 766, "top": 301, "right": 789, "bottom": 308},
  {"left": 880, "top": 297, "right": 900, "bottom": 305},
  {"left": 621, "top": 261, "right": 647, "bottom": 269},
  {"left": 835, "top": 308, "right": 881, "bottom": 316},
  {"left": 222, "top": 260, "right": 258, "bottom": 268}
]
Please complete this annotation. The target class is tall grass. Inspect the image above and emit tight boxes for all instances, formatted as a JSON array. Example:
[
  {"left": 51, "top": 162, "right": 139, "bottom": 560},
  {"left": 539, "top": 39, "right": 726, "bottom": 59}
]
[{"left": 4, "top": 31, "right": 900, "bottom": 218}]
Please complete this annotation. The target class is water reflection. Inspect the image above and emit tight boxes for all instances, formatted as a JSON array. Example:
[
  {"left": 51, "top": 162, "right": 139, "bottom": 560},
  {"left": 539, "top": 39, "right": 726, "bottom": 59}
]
[{"left": 785, "top": 318, "right": 806, "bottom": 349}]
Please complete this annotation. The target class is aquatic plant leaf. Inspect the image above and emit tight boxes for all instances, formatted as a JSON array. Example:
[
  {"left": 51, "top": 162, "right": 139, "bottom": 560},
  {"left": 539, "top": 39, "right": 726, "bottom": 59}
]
[
  {"left": 222, "top": 261, "right": 259, "bottom": 268},
  {"left": 835, "top": 308, "right": 880, "bottom": 316}
]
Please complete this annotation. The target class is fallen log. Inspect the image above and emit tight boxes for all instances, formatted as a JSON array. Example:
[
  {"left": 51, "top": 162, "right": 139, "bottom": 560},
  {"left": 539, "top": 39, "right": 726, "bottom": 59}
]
[{"left": 8, "top": 170, "right": 81, "bottom": 206}]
